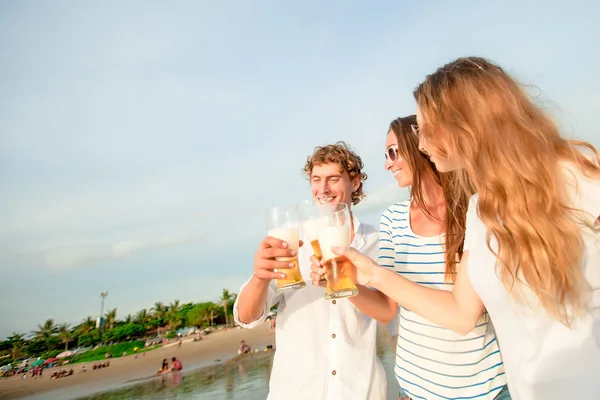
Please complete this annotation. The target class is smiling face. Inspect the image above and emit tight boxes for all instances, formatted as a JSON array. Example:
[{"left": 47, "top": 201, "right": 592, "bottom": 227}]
[
  {"left": 384, "top": 130, "right": 413, "bottom": 188},
  {"left": 310, "top": 162, "right": 359, "bottom": 209}
]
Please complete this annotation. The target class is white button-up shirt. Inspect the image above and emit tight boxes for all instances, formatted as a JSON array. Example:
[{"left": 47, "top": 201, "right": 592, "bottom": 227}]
[{"left": 233, "top": 217, "right": 386, "bottom": 400}]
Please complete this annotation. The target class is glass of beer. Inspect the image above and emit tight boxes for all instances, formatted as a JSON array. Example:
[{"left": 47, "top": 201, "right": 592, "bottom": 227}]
[
  {"left": 266, "top": 205, "right": 306, "bottom": 293},
  {"left": 298, "top": 200, "right": 327, "bottom": 284},
  {"left": 316, "top": 203, "right": 358, "bottom": 299}
]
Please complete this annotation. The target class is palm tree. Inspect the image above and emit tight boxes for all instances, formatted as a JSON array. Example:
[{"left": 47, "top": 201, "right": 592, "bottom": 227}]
[
  {"left": 169, "top": 300, "right": 180, "bottom": 314},
  {"left": 105, "top": 308, "right": 117, "bottom": 330},
  {"left": 75, "top": 317, "right": 96, "bottom": 347},
  {"left": 151, "top": 302, "right": 167, "bottom": 336},
  {"left": 151, "top": 302, "right": 166, "bottom": 319},
  {"left": 135, "top": 309, "right": 149, "bottom": 327},
  {"left": 7, "top": 333, "right": 25, "bottom": 360},
  {"left": 220, "top": 289, "right": 233, "bottom": 326},
  {"left": 31, "top": 319, "right": 58, "bottom": 340},
  {"left": 166, "top": 310, "right": 183, "bottom": 332},
  {"left": 57, "top": 323, "right": 73, "bottom": 351},
  {"left": 123, "top": 314, "right": 133, "bottom": 324}
]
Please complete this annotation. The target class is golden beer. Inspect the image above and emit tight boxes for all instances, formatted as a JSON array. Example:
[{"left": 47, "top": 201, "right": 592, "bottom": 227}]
[
  {"left": 310, "top": 239, "right": 327, "bottom": 284},
  {"left": 267, "top": 206, "right": 306, "bottom": 293},
  {"left": 310, "top": 240, "right": 323, "bottom": 260},
  {"left": 316, "top": 202, "right": 356, "bottom": 300},
  {"left": 324, "top": 256, "right": 358, "bottom": 299},
  {"left": 275, "top": 257, "right": 306, "bottom": 292}
]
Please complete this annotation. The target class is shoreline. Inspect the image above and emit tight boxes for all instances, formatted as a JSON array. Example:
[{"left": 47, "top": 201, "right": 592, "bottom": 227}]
[{"left": 0, "top": 323, "right": 275, "bottom": 400}]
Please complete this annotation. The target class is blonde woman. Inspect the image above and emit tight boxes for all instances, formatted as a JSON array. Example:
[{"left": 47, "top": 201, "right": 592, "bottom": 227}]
[{"left": 330, "top": 57, "right": 600, "bottom": 400}]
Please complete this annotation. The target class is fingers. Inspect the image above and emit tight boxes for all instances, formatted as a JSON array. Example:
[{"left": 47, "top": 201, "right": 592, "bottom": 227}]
[
  {"left": 262, "top": 247, "right": 297, "bottom": 259},
  {"left": 254, "top": 236, "right": 299, "bottom": 283},
  {"left": 261, "top": 236, "right": 290, "bottom": 249},
  {"left": 331, "top": 246, "right": 360, "bottom": 263},
  {"left": 254, "top": 268, "right": 288, "bottom": 281},
  {"left": 309, "top": 271, "right": 327, "bottom": 287},
  {"left": 309, "top": 255, "right": 326, "bottom": 286},
  {"left": 258, "top": 236, "right": 296, "bottom": 260}
]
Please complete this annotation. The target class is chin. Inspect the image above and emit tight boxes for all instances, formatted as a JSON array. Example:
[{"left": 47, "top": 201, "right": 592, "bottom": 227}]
[
  {"left": 396, "top": 178, "right": 410, "bottom": 188},
  {"left": 431, "top": 162, "right": 454, "bottom": 173}
]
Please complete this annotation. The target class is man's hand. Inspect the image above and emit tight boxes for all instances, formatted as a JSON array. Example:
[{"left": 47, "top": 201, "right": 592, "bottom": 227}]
[
  {"left": 253, "top": 236, "right": 301, "bottom": 282},
  {"left": 309, "top": 255, "right": 327, "bottom": 287}
]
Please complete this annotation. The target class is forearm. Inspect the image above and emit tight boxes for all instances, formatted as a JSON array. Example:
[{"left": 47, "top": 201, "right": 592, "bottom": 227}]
[
  {"left": 349, "top": 285, "right": 397, "bottom": 324},
  {"left": 236, "top": 276, "right": 270, "bottom": 324},
  {"left": 370, "top": 268, "right": 481, "bottom": 334}
]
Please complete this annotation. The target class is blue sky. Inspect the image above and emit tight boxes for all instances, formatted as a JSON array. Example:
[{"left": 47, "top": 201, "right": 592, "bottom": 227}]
[{"left": 1, "top": 0, "right": 598, "bottom": 338}]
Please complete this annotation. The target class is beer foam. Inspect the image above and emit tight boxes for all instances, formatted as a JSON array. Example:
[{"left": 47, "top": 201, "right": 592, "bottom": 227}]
[
  {"left": 267, "top": 227, "right": 299, "bottom": 251},
  {"left": 301, "top": 217, "right": 325, "bottom": 241},
  {"left": 317, "top": 225, "right": 350, "bottom": 261}
]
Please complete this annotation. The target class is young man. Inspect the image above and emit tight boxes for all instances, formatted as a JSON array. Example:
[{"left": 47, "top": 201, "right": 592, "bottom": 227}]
[
  {"left": 170, "top": 357, "right": 182, "bottom": 371},
  {"left": 233, "top": 142, "right": 396, "bottom": 400}
]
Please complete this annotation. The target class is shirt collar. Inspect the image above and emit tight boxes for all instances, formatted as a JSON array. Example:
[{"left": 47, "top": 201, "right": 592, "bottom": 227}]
[{"left": 351, "top": 212, "right": 366, "bottom": 251}]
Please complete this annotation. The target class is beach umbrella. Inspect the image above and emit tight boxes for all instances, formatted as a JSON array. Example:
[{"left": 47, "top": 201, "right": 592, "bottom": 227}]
[
  {"left": 43, "top": 357, "right": 58, "bottom": 365},
  {"left": 31, "top": 359, "right": 45, "bottom": 367}
]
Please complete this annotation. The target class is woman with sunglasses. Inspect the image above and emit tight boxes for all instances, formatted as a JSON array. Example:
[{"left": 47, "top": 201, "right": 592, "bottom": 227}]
[
  {"left": 383, "top": 116, "right": 508, "bottom": 400},
  {"left": 331, "top": 58, "right": 600, "bottom": 400},
  {"left": 311, "top": 116, "right": 509, "bottom": 400}
]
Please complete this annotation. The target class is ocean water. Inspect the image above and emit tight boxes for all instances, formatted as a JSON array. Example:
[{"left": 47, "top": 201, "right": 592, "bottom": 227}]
[{"left": 75, "top": 332, "right": 399, "bottom": 400}]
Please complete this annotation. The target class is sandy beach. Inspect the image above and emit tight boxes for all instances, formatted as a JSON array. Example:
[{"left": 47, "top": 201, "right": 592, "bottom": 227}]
[{"left": 0, "top": 323, "right": 275, "bottom": 400}]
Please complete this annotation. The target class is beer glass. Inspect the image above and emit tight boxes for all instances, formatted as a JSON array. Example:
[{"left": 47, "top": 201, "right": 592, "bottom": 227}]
[
  {"left": 298, "top": 200, "right": 327, "bottom": 284},
  {"left": 266, "top": 205, "right": 306, "bottom": 293},
  {"left": 316, "top": 203, "right": 358, "bottom": 299}
]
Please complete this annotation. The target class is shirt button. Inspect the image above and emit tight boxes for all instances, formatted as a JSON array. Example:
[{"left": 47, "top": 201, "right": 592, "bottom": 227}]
[
  {"left": 331, "top": 333, "right": 336, "bottom": 339},
  {"left": 332, "top": 370, "right": 337, "bottom": 375},
  {"left": 332, "top": 300, "right": 337, "bottom": 304}
]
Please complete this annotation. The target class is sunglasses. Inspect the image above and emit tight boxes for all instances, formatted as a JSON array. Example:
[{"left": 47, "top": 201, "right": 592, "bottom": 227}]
[
  {"left": 410, "top": 124, "right": 419, "bottom": 136},
  {"left": 385, "top": 145, "right": 399, "bottom": 162}
]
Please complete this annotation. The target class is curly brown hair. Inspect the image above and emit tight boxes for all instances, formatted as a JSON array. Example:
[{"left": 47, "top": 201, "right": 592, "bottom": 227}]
[{"left": 302, "top": 141, "right": 368, "bottom": 205}]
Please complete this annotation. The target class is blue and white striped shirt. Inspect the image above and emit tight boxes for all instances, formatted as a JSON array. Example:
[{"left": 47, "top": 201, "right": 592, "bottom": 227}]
[{"left": 379, "top": 201, "right": 507, "bottom": 400}]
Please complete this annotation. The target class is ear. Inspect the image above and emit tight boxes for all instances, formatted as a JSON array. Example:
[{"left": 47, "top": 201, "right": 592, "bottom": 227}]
[{"left": 352, "top": 175, "right": 361, "bottom": 193}]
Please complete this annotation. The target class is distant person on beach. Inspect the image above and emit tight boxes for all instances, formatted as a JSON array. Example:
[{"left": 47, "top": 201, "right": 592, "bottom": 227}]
[
  {"left": 234, "top": 142, "right": 393, "bottom": 399},
  {"left": 157, "top": 358, "right": 169, "bottom": 374},
  {"left": 170, "top": 357, "right": 182, "bottom": 371},
  {"left": 238, "top": 340, "right": 251, "bottom": 355}
]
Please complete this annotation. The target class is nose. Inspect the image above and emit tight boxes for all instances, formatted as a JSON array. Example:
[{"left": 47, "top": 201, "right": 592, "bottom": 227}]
[
  {"left": 384, "top": 155, "right": 394, "bottom": 171},
  {"left": 318, "top": 180, "right": 329, "bottom": 195}
]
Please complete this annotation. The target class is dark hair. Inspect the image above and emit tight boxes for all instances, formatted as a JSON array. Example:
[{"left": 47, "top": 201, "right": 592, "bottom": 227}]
[
  {"left": 389, "top": 116, "right": 473, "bottom": 281},
  {"left": 302, "top": 141, "right": 368, "bottom": 205}
]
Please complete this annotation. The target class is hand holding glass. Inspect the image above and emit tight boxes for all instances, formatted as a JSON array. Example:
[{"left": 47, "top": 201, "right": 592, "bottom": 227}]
[
  {"left": 266, "top": 206, "right": 306, "bottom": 293},
  {"left": 298, "top": 200, "right": 327, "bottom": 285},
  {"left": 316, "top": 203, "right": 358, "bottom": 299}
]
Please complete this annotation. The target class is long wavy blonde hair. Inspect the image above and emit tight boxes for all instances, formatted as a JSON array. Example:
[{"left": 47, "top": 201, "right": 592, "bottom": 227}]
[{"left": 413, "top": 56, "right": 600, "bottom": 324}]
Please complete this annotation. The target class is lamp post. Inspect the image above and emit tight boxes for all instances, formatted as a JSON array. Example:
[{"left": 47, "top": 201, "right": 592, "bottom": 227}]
[{"left": 100, "top": 291, "right": 108, "bottom": 333}]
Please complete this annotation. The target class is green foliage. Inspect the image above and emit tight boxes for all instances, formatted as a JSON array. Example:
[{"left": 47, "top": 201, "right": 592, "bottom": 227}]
[
  {"left": 78, "top": 328, "right": 101, "bottom": 347},
  {"left": 4, "top": 289, "right": 237, "bottom": 362},
  {"left": 187, "top": 302, "right": 217, "bottom": 328},
  {"left": 165, "top": 331, "right": 177, "bottom": 339},
  {"left": 31, "top": 319, "right": 58, "bottom": 340},
  {"left": 40, "top": 349, "right": 62, "bottom": 359},
  {"left": 69, "top": 340, "right": 145, "bottom": 364},
  {"left": 26, "top": 339, "right": 49, "bottom": 357},
  {"left": 102, "top": 324, "right": 146, "bottom": 343}
]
